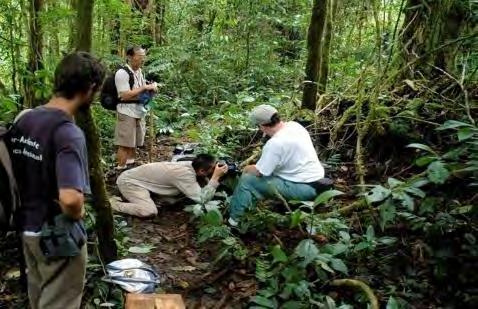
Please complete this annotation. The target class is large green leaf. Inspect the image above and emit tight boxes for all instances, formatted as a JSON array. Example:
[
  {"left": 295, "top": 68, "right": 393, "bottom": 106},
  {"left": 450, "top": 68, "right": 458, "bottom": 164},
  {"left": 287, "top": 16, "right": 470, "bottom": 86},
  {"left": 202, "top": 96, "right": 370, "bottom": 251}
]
[
  {"left": 404, "top": 186, "right": 426, "bottom": 198},
  {"left": 251, "top": 296, "right": 277, "bottom": 308},
  {"left": 314, "top": 190, "right": 344, "bottom": 205},
  {"left": 415, "top": 156, "right": 436, "bottom": 167},
  {"left": 386, "top": 296, "right": 399, "bottom": 309},
  {"left": 457, "top": 127, "right": 475, "bottom": 141},
  {"left": 325, "top": 243, "right": 349, "bottom": 256},
  {"left": 271, "top": 245, "right": 288, "bottom": 264},
  {"left": 379, "top": 200, "right": 396, "bottom": 230},
  {"left": 295, "top": 239, "right": 319, "bottom": 266},
  {"left": 203, "top": 209, "right": 223, "bottom": 226},
  {"left": 289, "top": 210, "right": 303, "bottom": 228},
  {"left": 330, "top": 258, "right": 348, "bottom": 274},
  {"left": 387, "top": 177, "right": 404, "bottom": 188},
  {"left": 365, "top": 185, "right": 391, "bottom": 204},
  {"left": 437, "top": 120, "right": 473, "bottom": 130},
  {"left": 427, "top": 161, "right": 450, "bottom": 184},
  {"left": 282, "top": 301, "right": 308, "bottom": 309},
  {"left": 325, "top": 296, "right": 337, "bottom": 309}
]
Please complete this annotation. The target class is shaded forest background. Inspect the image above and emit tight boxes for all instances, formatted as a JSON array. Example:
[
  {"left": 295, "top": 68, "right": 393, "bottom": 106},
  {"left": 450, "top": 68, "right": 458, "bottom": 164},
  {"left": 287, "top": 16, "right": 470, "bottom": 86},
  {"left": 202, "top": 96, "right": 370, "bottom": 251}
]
[{"left": 0, "top": 0, "right": 477, "bottom": 308}]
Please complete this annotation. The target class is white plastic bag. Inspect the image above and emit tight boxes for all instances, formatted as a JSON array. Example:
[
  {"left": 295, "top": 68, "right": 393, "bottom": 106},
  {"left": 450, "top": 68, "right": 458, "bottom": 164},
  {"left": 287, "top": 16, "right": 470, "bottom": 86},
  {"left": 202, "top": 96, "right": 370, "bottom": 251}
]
[{"left": 102, "top": 259, "right": 160, "bottom": 293}]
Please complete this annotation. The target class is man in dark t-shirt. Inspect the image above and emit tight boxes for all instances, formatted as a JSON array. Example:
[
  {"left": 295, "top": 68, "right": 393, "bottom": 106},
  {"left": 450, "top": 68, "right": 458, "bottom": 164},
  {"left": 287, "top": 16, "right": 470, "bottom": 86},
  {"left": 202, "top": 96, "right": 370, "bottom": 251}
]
[{"left": 9, "top": 52, "right": 105, "bottom": 309}]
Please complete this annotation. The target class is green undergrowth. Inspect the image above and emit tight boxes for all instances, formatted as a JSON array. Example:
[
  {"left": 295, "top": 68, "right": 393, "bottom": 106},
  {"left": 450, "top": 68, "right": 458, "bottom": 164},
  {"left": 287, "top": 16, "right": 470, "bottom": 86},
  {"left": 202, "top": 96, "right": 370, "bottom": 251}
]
[{"left": 184, "top": 119, "right": 478, "bottom": 308}]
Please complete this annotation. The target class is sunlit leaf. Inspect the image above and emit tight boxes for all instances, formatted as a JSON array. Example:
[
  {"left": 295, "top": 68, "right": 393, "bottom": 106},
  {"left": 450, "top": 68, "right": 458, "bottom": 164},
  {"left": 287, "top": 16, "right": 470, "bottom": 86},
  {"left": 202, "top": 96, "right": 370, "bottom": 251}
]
[{"left": 128, "top": 245, "right": 155, "bottom": 254}]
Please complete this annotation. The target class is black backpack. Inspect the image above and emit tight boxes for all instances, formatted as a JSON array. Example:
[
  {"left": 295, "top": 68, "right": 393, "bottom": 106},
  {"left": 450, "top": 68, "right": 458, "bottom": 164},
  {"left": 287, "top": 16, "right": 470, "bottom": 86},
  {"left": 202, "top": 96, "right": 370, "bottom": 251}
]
[
  {"left": 0, "top": 125, "right": 19, "bottom": 231},
  {"left": 100, "top": 66, "right": 135, "bottom": 111}
]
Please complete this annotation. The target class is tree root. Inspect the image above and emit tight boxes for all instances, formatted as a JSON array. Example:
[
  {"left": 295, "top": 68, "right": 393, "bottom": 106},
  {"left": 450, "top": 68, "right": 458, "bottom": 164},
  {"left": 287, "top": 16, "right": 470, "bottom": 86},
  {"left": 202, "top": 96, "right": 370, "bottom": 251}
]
[{"left": 330, "top": 279, "right": 379, "bottom": 309}]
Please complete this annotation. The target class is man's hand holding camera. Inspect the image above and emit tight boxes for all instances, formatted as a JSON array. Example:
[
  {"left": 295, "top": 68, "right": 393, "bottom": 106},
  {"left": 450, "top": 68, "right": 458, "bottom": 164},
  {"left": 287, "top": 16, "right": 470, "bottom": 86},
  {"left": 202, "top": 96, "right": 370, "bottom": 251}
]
[{"left": 211, "top": 162, "right": 228, "bottom": 183}]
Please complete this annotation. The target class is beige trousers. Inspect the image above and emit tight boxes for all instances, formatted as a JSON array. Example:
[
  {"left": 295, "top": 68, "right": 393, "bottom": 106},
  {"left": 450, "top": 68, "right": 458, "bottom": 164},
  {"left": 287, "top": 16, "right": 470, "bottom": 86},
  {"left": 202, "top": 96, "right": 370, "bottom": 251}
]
[
  {"left": 22, "top": 234, "right": 87, "bottom": 309},
  {"left": 114, "top": 177, "right": 158, "bottom": 217}
]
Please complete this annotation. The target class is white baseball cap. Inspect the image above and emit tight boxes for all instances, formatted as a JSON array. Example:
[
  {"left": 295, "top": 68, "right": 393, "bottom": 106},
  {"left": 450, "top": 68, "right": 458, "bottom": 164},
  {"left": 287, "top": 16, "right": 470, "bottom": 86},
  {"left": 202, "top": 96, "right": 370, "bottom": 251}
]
[{"left": 249, "top": 104, "right": 278, "bottom": 126}]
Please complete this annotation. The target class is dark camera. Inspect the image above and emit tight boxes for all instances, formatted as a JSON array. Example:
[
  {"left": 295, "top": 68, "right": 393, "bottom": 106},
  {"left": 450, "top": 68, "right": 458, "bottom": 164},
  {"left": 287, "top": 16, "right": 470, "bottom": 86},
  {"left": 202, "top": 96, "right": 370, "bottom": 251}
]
[{"left": 218, "top": 157, "right": 240, "bottom": 174}]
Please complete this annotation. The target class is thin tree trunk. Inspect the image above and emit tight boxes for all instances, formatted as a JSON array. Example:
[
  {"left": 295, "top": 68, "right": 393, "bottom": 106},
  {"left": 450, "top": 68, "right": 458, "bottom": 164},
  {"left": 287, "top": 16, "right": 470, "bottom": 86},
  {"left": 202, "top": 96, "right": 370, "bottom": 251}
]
[
  {"left": 244, "top": 0, "right": 252, "bottom": 70},
  {"left": 7, "top": 7, "right": 18, "bottom": 94},
  {"left": 111, "top": 16, "right": 121, "bottom": 55},
  {"left": 68, "top": 0, "right": 78, "bottom": 50},
  {"left": 25, "top": 0, "right": 44, "bottom": 108},
  {"left": 302, "top": 0, "right": 328, "bottom": 110},
  {"left": 318, "top": 0, "right": 339, "bottom": 94},
  {"left": 75, "top": 0, "right": 118, "bottom": 263}
]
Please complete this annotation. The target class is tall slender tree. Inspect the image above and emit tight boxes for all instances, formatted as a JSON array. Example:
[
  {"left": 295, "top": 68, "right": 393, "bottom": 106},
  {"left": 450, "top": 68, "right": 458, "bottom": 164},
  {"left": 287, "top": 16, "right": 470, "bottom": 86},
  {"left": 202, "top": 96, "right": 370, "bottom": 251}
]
[
  {"left": 302, "top": 0, "right": 328, "bottom": 110},
  {"left": 75, "top": 0, "right": 118, "bottom": 263},
  {"left": 153, "top": 0, "right": 166, "bottom": 45},
  {"left": 24, "top": 0, "right": 44, "bottom": 108},
  {"left": 318, "top": 0, "right": 339, "bottom": 94}
]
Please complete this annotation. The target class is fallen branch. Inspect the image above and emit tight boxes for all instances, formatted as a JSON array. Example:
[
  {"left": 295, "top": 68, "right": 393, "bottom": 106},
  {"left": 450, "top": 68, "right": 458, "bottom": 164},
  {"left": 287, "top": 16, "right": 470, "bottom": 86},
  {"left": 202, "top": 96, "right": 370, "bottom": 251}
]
[
  {"left": 240, "top": 148, "right": 261, "bottom": 168},
  {"left": 330, "top": 279, "right": 379, "bottom": 309},
  {"left": 320, "top": 200, "right": 368, "bottom": 218}
]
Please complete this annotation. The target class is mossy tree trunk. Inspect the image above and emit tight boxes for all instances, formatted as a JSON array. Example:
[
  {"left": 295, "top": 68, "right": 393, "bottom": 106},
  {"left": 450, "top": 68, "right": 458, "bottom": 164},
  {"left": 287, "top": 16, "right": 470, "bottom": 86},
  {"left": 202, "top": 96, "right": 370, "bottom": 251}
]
[
  {"left": 399, "top": 0, "right": 467, "bottom": 78},
  {"left": 75, "top": 0, "right": 118, "bottom": 263},
  {"left": 318, "top": 0, "right": 339, "bottom": 94},
  {"left": 302, "top": 0, "right": 328, "bottom": 110}
]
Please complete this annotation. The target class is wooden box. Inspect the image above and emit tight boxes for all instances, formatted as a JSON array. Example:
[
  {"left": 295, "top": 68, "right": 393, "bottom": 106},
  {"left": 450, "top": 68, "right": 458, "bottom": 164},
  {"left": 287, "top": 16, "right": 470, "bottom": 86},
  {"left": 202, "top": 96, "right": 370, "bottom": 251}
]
[{"left": 125, "top": 293, "right": 186, "bottom": 309}]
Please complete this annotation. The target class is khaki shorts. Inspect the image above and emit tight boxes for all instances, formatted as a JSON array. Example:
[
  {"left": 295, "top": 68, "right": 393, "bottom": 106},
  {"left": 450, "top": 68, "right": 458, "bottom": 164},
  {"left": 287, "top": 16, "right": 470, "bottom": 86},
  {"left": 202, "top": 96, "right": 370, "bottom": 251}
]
[{"left": 115, "top": 113, "right": 145, "bottom": 148}]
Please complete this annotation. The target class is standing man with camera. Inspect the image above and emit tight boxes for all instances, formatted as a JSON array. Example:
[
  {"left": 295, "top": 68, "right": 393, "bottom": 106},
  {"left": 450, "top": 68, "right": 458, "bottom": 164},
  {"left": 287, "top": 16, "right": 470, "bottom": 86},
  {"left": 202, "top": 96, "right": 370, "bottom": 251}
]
[
  {"left": 228, "top": 105, "right": 326, "bottom": 226},
  {"left": 8, "top": 52, "right": 105, "bottom": 309},
  {"left": 115, "top": 46, "right": 157, "bottom": 169},
  {"left": 110, "top": 154, "right": 228, "bottom": 217}
]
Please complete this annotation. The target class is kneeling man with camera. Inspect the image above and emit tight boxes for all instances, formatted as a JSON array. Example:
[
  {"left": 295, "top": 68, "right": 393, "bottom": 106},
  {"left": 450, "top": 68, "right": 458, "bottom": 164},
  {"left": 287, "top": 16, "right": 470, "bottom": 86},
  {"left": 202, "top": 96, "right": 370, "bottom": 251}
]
[
  {"left": 110, "top": 154, "right": 228, "bottom": 217},
  {"left": 228, "top": 105, "right": 326, "bottom": 226}
]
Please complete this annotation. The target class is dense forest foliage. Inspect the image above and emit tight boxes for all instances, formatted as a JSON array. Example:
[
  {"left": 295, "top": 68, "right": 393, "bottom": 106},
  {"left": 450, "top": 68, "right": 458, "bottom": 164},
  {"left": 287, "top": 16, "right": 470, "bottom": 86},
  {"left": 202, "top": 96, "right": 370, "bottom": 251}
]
[{"left": 0, "top": 0, "right": 477, "bottom": 308}]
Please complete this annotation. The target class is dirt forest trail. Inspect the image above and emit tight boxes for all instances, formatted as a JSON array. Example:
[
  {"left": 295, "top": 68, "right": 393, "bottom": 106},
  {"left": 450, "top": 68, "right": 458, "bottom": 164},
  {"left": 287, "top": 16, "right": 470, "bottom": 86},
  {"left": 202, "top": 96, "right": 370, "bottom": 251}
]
[{"left": 107, "top": 136, "right": 255, "bottom": 308}]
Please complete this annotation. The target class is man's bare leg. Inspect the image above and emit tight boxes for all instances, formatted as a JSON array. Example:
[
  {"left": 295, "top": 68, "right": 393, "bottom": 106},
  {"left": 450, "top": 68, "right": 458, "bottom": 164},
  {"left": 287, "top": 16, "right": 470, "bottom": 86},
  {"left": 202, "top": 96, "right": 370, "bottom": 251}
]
[
  {"left": 126, "top": 148, "right": 136, "bottom": 165},
  {"left": 117, "top": 146, "right": 130, "bottom": 167}
]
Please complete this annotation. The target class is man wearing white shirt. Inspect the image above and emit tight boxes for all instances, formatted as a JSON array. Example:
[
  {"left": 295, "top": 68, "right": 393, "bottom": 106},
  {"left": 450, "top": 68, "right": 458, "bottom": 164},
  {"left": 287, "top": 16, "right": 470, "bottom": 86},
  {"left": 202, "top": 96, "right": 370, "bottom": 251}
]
[
  {"left": 228, "top": 105, "right": 325, "bottom": 226},
  {"left": 115, "top": 46, "right": 157, "bottom": 169}
]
